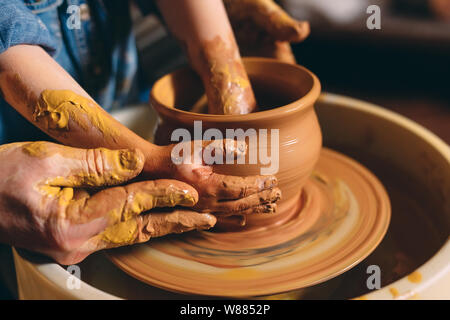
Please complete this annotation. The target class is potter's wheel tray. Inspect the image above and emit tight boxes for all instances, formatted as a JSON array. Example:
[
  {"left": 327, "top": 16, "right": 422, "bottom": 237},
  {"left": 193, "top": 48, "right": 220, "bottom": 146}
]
[{"left": 107, "top": 148, "right": 390, "bottom": 297}]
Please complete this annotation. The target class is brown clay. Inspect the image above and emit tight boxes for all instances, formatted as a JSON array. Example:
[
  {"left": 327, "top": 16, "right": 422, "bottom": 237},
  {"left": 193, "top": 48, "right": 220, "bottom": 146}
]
[
  {"left": 155, "top": 0, "right": 257, "bottom": 115},
  {"left": 151, "top": 58, "right": 322, "bottom": 229},
  {"left": 198, "top": 34, "right": 257, "bottom": 115},
  {"left": 108, "top": 58, "right": 391, "bottom": 297},
  {"left": 108, "top": 148, "right": 390, "bottom": 297}
]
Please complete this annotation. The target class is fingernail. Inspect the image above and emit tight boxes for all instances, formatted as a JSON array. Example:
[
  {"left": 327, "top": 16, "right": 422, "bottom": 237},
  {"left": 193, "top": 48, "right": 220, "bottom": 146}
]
[
  {"left": 198, "top": 214, "right": 217, "bottom": 229},
  {"left": 178, "top": 192, "right": 197, "bottom": 206}
]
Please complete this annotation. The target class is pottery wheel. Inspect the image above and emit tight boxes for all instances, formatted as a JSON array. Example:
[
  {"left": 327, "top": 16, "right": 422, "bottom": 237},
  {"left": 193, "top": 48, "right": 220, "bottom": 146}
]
[{"left": 107, "top": 148, "right": 390, "bottom": 297}]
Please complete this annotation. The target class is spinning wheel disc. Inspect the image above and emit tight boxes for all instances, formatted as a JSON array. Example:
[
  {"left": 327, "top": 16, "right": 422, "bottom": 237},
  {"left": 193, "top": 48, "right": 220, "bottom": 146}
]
[{"left": 107, "top": 148, "right": 390, "bottom": 297}]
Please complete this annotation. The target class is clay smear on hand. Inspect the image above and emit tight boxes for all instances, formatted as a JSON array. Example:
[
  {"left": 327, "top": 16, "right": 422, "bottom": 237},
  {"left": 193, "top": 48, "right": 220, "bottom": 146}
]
[
  {"left": 200, "top": 34, "right": 257, "bottom": 115},
  {"left": 100, "top": 188, "right": 198, "bottom": 246},
  {"left": 21, "top": 142, "right": 213, "bottom": 247},
  {"left": 23, "top": 144, "right": 145, "bottom": 209},
  {"left": 34, "top": 90, "right": 120, "bottom": 143}
]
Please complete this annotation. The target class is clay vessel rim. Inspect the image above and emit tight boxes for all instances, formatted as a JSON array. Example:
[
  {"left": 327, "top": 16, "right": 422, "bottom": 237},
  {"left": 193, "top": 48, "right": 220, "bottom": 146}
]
[{"left": 150, "top": 57, "right": 321, "bottom": 122}]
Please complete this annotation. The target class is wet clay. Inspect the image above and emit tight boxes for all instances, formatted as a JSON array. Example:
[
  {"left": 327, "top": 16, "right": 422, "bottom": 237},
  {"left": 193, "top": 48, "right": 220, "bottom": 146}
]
[
  {"left": 113, "top": 58, "right": 392, "bottom": 296},
  {"left": 199, "top": 35, "right": 257, "bottom": 115},
  {"left": 108, "top": 148, "right": 390, "bottom": 297},
  {"left": 98, "top": 209, "right": 216, "bottom": 248},
  {"left": 24, "top": 145, "right": 144, "bottom": 193},
  {"left": 101, "top": 219, "right": 139, "bottom": 245},
  {"left": 22, "top": 141, "right": 48, "bottom": 157},
  {"left": 84, "top": 98, "right": 446, "bottom": 299},
  {"left": 152, "top": 58, "right": 322, "bottom": 230},
  {"left": 15, "top": 140, "right": 214, "bottom": 250},
  {"left": 407, "top": 271, "right": 422, "bottom": 284},
  {"left": 83, "top": 150, "right": 446, "bottom": 299},
  {"left": 389, "top": 287, "right": 400, "bottom": 298},
  {"left": 34, "top": 90, "right": 120, "bottom": 143}
]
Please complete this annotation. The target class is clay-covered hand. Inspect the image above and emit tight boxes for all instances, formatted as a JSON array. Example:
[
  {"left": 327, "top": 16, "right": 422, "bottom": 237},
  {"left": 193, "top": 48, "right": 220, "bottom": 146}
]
[
  {"left": 156, "top": 0, "right": 257, "bottom": 115},
  {"left": 224, "top": 0, "right": 310, "bottom": 63},
  {"left": 161, "top": 139, "right": 281, "bottom": 222},
  {"left": 0, "top": 142, "right": 215, "bottom": 265}
]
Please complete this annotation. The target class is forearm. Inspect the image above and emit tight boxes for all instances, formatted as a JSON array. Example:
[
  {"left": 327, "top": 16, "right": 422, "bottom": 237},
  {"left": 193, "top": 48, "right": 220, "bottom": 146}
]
[
  {"left": 156, "top": 0, "right": 256, "bottom": 115},
  {"left": 0, "top": 45, "right": 168, "bottom": 175}
]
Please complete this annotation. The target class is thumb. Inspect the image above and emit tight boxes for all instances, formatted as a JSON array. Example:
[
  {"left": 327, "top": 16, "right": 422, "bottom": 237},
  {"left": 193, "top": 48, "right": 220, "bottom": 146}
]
[{"left": 39, "top": 143, "right": 145, "bottom": 187}]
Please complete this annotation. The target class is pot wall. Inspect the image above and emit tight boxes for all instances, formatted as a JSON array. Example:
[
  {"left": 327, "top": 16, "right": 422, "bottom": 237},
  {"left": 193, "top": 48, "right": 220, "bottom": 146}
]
[{"left": 151, "top": 58, "right": 322, "bottom": 228}]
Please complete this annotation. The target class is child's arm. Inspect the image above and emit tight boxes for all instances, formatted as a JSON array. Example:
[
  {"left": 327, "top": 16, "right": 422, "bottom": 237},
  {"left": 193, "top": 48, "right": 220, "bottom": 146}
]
[
  {"left": 0, "top": 44, "right": 168, "bottom": 176},
  {"left": 156, "top": 0, "right": 257, "bottom": 115}
]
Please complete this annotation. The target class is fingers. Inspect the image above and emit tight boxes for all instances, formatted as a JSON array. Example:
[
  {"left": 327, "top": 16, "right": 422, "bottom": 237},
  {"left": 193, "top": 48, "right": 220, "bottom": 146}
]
[
  {"left": 212, "top": 202, "right": 277, "bottom": 231},
  {"left": 225, "top": 0, "right": 310, "bottom": 42},
  {"left": 87, "top": 210, "right": 216, "bottom": 251},
  {"left": 196, "top": 187, "right": 281, "bottom": 214},
  {"left": 215, "top": 203, "right": 277, "bottom": 218},
  {"left": 210, "top": 188, "right": 281, "bottom": 214},
  {"left": 201, "top": 138, "right": 247, "bottom": 164},
  {"left": 41, "top": 180, "right": 201, "bottom": 265},
  {"left": 172, "top": 139, "right": 247, "bottom": 166},
  {"left": 139, "top": 209, "right": 216, "bottom": 239},
  {"left": 65, "top": 179, "right": 198, "bottom": 229},
  {"left": 58, "top": 147, "right": 145, "bottom": 187},
  {"left": 212, "top": 174, "right": 277, "bottom": 200},
  {"left": 216, "top": 215, "right": 247, "bottom": 229},
  {"left": 22, "top": 141, "right": 145, "bottom": 187}
]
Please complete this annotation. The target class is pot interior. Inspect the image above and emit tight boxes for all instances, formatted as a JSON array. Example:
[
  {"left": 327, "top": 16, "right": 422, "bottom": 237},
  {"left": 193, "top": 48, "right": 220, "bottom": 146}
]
[{"left": 152, "top": 59, "right": 316, "bottom": 112}]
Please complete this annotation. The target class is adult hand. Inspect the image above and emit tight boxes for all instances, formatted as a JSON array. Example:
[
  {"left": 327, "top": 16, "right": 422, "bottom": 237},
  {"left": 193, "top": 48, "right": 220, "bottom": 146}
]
[
  {"left": 0, "top": 141, "right": 215, "bottom": 264},
  {"left": 224, "top": 0, "right": 310, "bottom": 63}
]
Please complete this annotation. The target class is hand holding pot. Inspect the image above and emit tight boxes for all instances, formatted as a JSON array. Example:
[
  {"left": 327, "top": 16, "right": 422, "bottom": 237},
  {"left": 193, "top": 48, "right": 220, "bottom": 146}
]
[
  {"left": 0, "top": 142, "right": 215, "bottom": 264},
  {"left": 157, "top": 139, "right": 281, "bottom": 224}
]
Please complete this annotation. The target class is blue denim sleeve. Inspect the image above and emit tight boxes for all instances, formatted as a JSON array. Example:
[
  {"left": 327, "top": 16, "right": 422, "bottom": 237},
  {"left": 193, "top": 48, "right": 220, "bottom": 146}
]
[{"left": 0, "top": 0, "right": 57, "bottom": 55}]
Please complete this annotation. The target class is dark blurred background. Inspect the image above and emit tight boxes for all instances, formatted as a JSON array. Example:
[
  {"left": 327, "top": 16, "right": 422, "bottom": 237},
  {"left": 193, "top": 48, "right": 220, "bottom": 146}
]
[
  {"left": 135, "top": 0, "right": 450, "bottom": 143},
  {"left": 285, "top": 0, "right": 450, "bottom": 143}
]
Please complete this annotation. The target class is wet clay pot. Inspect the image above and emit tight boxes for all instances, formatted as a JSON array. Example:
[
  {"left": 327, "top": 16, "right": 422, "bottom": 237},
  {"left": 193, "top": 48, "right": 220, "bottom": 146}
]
[{"left": 151, "top": 57, "right": 322, "bottom": 229}]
